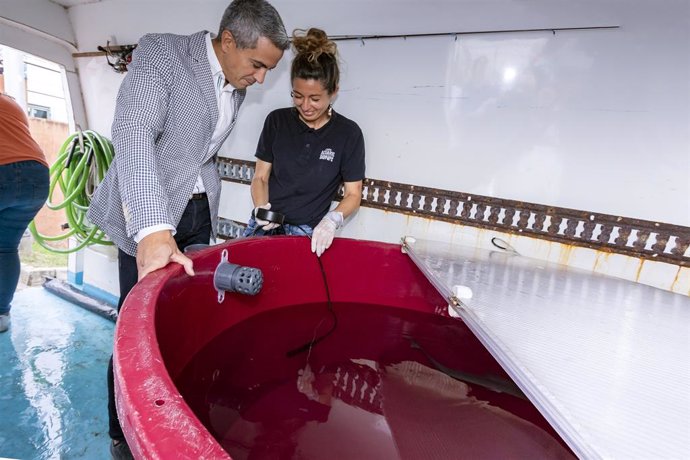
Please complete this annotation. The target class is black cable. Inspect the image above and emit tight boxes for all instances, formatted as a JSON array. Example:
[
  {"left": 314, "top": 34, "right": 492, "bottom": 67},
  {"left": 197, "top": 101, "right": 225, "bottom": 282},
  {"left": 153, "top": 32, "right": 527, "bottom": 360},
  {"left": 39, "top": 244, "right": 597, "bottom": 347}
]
[
  {"left": 490, "top": 236, "right": 520, "bottom": 255},
  {"left": 249, "top": 214, "right": 338, "bottom": 358},
  {"left": 286, "top": 224, "right": 338, "bottom": 358}
]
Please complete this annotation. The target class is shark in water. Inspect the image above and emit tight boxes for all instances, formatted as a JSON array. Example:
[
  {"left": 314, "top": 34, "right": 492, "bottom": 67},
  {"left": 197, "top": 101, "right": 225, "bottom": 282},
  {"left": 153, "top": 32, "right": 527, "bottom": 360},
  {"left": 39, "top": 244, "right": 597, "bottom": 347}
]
[{"left": 409, "top": 338, "right": 527, "bottom": 400}]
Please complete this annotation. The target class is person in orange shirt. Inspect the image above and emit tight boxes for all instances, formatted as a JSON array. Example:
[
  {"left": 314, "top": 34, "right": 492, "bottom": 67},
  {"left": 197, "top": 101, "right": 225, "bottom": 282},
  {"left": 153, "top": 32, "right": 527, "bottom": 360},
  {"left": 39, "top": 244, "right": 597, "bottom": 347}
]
[{"left": 0, "top": 92, "right": 49, "bottom": 333}]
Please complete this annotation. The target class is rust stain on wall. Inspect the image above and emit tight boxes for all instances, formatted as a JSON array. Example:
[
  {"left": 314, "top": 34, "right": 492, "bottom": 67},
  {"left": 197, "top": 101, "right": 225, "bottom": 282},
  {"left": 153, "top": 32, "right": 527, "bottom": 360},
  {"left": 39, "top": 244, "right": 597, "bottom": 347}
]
[
  {"left": 477, "top": 228, "right": 487, "bottom": 247},
  {"left": 593, "top": 252, "right": 603, "bottom": 272},
  {"left": 593, "top": 252, "right": 615, "bottom": 273},
  {"left": 669, "top": 266, "right": 683, "bottom": 293},
  {"left": 557, "top": 244, "right": 575, "bottom": 267},
  {"left": 634, "top": 259, "right": 645, "bottom": 283}
]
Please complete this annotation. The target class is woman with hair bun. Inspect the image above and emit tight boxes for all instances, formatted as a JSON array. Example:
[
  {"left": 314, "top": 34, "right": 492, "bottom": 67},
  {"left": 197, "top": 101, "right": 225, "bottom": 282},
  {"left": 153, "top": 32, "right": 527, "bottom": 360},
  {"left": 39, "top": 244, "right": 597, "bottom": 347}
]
[{"left": 245, "top": 28, "right": 365, "bottom": 257}]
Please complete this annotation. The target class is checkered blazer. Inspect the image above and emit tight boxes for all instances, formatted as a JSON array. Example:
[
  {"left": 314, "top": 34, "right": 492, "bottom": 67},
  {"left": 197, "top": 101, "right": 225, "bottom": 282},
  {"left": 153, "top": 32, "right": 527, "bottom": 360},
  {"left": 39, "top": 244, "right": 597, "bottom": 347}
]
[{"left": 88, "top": 31, "right": 245, "bottom": 256}]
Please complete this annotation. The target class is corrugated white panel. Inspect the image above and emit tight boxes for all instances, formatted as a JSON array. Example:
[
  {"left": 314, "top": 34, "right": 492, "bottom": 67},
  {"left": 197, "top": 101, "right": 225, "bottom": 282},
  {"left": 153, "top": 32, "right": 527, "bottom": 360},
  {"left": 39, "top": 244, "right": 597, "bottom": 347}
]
[{"left": 404, "top": 237, "right": 690, "bottom": 459}]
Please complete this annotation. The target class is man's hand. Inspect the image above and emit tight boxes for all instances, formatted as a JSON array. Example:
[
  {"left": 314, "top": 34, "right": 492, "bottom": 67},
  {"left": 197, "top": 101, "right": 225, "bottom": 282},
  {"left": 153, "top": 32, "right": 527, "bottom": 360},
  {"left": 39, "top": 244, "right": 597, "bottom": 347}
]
[
  {"left": 311, "top": 211, "right": 344, "bottom": 257},
  {"left": 254, "top": 203, "right": 280, "bottom": 231},
  {"left": 136, "top": 230, "right": 194, "bottom": 281}
]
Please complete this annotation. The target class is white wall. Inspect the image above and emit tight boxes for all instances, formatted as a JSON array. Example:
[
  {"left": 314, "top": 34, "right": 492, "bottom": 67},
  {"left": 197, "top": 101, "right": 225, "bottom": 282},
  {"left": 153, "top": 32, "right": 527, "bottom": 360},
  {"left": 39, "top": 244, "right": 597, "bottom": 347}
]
[
  {"left": 2, "top": 0, "right": 687, "bottom": 225},
  {"left": 0, "top": 0, "right": 75, "bottom": 67},
  {"left": 0, "top": 0, "right": 75, "bottom": 45},
  {"left": 65, "top": 0, "right": 690, "bottom": 227},
  {"left": 66, "top": 0, "right": 621, "bottom": 51},
  {"left": 1, "top": 0, "right": 680, "bottom": 296}
]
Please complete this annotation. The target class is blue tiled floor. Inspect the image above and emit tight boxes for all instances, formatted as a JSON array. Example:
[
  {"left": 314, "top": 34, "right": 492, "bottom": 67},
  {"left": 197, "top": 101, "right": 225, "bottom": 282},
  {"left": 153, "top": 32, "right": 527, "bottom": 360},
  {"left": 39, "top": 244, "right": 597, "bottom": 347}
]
[{"left": 0, "top": 287, "right": 113, "bottom": 459}]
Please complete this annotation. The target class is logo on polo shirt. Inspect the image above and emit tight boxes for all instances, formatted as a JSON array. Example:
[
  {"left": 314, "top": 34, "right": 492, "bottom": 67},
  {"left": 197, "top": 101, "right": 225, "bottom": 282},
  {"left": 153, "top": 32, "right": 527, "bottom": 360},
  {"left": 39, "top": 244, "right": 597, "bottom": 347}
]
[{"left": 319, "top": 148, "right": 335, "bottom": 162}]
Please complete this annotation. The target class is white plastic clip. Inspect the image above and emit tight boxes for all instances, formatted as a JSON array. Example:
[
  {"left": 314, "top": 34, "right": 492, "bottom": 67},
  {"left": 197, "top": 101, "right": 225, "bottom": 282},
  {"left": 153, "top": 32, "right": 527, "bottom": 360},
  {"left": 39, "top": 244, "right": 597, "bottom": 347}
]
[
  {"left": 448, "top": 284, "right": 473, "bottom": 318},
  {"left": 401, "top": 235, "right": 416, "bottom": 254},
  {"left": 216, "top": 249, "right": 229, "bottom": 303},
  {"left": 453, "top": 284, "right": 473, "bottom": 300}
]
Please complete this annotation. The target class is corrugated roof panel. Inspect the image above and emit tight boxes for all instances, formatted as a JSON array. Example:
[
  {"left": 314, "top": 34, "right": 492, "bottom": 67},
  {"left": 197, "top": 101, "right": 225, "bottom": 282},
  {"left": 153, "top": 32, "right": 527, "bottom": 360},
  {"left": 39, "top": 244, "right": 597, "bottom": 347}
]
[{"left": 404, "top": 237, "right": 690, "bottom": 459}]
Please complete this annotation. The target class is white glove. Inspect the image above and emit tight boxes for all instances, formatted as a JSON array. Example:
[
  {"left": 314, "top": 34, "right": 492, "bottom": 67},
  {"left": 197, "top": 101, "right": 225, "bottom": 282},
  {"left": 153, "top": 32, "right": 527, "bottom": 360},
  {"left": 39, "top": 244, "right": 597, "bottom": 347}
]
[
  {"left": 311, "top": 211, "right": 343, "bottom": 257},
  {"left": 254, "top": 203, "right": 280, "bottom": 231}
]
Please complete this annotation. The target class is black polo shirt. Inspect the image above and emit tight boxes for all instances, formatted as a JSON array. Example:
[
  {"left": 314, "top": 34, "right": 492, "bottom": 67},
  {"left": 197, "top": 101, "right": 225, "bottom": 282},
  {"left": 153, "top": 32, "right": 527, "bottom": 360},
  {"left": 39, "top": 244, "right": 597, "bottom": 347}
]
[{"left": 256, "top": 107, "right": 365, "bottom": 228}]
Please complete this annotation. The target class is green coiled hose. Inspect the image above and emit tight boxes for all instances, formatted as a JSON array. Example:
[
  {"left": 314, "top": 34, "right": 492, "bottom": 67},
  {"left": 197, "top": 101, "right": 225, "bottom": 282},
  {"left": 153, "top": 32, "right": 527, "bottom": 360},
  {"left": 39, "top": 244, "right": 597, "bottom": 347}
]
[{"left": 29, "top": 130, "right": 114, "bottom": 253}]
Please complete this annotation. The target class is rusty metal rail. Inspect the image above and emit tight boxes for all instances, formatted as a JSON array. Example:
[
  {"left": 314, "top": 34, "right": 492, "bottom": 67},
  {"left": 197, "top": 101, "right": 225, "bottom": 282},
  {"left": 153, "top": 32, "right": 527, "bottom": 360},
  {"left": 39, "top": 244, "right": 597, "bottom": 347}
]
[{"left": 218, "top": 157, "right": 690, "bottom": 267}]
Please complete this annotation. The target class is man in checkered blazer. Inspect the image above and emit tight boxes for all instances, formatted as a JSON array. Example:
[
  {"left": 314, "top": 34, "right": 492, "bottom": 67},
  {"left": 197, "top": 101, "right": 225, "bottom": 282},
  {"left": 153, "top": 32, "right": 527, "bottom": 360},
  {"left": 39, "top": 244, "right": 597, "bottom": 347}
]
[{"left": 86, "top": 0, "right": 288, "bottom": 457}]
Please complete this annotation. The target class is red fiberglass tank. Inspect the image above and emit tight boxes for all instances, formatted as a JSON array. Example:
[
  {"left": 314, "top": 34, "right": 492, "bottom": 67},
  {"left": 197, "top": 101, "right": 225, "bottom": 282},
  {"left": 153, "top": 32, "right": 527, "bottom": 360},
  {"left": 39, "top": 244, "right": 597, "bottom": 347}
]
[{"left": 114, "top": 236, "right": 573, "bottom": 459}]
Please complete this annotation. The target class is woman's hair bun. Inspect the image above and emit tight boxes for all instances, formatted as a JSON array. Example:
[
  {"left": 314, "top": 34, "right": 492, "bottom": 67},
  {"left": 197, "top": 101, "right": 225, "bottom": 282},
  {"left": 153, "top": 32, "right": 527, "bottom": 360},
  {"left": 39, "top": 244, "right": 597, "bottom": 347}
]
[{"left": 292, "top": 28, "right": 337, "bottom": 63}]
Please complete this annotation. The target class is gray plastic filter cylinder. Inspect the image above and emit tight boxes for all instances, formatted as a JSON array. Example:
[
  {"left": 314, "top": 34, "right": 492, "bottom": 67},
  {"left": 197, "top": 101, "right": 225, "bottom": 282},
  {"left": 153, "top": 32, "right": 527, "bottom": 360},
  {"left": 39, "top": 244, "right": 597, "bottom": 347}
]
[{"left": 213, "top": 262, "right": 263, "bottom": 296}]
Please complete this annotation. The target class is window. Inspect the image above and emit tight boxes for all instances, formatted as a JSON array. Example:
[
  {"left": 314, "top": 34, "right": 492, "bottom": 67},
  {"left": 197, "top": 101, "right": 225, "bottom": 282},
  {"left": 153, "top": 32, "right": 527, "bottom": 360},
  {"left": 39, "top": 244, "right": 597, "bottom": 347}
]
[{"left": 28, "top": 104, "right": 51, "bottom": 119}]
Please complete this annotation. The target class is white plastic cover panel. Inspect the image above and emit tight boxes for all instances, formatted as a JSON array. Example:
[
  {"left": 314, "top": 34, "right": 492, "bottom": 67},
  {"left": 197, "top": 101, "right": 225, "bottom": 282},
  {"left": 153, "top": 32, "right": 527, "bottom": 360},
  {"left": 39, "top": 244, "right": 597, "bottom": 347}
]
[{"left": 403, "top": 237, "right": 690, "bottom": 459}]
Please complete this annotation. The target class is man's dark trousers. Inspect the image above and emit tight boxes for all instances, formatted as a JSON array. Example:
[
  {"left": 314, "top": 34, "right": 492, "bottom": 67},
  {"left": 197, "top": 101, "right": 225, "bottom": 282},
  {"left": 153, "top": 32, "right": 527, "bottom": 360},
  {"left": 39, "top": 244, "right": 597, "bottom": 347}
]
[{"left": 108, "top": 195, "right": 212, "bottom": 440}]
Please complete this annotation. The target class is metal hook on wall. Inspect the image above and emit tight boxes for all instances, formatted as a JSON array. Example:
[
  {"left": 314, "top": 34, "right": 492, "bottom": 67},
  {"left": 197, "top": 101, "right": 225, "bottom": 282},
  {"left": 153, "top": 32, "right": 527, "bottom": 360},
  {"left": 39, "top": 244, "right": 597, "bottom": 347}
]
[{"left": 97, "top": 41, "right": 136, "bottom": 73}]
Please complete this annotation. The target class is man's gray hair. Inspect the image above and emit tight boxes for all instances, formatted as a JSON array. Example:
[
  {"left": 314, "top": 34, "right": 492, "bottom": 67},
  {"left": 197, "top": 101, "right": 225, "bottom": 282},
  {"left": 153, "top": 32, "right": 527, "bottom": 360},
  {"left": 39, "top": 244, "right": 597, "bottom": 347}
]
[{"left": 219, "top": 0, "right": 289, "bottom": 50}]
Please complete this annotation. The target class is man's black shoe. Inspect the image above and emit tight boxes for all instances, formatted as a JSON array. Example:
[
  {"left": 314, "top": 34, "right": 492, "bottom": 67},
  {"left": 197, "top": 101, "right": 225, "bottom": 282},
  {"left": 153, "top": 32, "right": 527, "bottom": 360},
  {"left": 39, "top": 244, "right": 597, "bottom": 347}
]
[{"left": 110, "top": 439, "right": 134, "bottom": 460}]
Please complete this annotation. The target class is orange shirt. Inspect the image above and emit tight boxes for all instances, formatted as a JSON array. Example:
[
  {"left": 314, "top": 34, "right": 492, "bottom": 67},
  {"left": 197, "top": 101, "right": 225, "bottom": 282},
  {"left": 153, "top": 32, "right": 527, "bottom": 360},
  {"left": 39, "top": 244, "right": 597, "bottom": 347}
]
[{"left": 0, "top": 93, "right": 48, "bottom": 167}]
